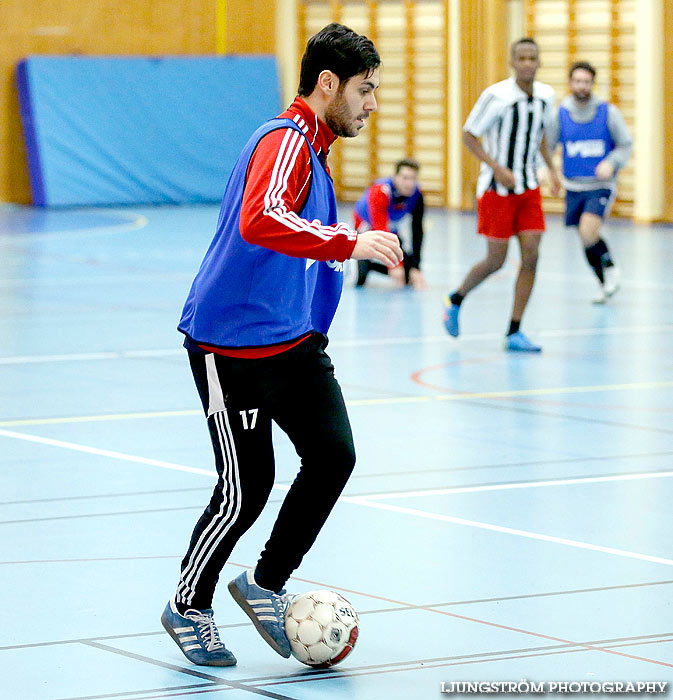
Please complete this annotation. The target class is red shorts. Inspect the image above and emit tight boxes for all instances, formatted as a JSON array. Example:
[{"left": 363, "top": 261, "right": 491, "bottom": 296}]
[{"left": 477, "top": 187, "right": 545, "bottom": 239}]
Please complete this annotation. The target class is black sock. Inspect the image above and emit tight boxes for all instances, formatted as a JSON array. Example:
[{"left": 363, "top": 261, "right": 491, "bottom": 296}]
[
  {"left": 597, "top": 237, "right": 614, "bottom": 268},
  {"left": 449, "top": 292, "right": 464, "bottom": 307},
  {"left": 507, "top": 320, "right": 520, "bottom": 336},
  {"left": 584, "top": 240, "right": 609, "bottom": 284}
]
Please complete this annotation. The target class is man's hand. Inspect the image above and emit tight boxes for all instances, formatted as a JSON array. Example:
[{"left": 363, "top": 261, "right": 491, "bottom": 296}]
[
  {"left": 537, "top": 165, "right": 562, "bottom": 197},
  {"left": 549, "top": 169, "right": 562, "bottom": 197},
  {"left": 351, "top": 230, "right": 404, "bottom": 268},
  {"left": 595, "top": 160, "right": 615, "bottom": 180},
  {"left": 493, "top": 164, "right": 516, "bottom": 189},
  {"left": 464, "top": 131, "right": 515, "bottom": 189}
]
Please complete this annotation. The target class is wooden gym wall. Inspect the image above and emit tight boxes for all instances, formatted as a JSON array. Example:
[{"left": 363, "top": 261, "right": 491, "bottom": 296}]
[
  {"left": 0, "top": 0, "right": 275, "bottom": 205},
  {"left": 295, "top": 0, "right": 669, "bottom": 221},
  {"left": 297, "top": 0, "right": 451, "bottom": 207},
  {"left": 524, "top": 0, "right": 637, "bottom": 218},
  {"left": 295, "top": 0, "right": 509, "bottom": 209},
  {"left": 4, "top": 0, "right": 668, "bottom": 221},
  {"left": 223, "top": 0, "right": 276, "bottom": 54},
  {"left": 295, "top": 1, "right": 532, "bottom": 210},
  {"left": 459, "top": 0, "right": 508, "bottom": 209}
]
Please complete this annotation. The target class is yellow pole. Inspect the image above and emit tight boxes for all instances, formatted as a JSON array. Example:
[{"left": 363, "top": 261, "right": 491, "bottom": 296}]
[
  {"left": 216, "top": 0, "right": 227, "bottom": 54},
  {"left": 634, "top": 0, "right": 663, "bottom": 222}
]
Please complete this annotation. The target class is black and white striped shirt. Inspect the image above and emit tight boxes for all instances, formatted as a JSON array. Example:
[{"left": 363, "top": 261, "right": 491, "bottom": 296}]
[{"left": 464, "top": 77, "right": 555, "bottom": 197}]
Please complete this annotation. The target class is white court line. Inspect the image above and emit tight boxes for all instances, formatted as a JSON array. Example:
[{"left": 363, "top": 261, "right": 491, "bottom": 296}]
[
  {"left": 0, "top": 212, "right": 148, "bottom": 243},
  {"left": 0, "top": 352, "right": 127, "bottom": 365},
  {"left": 358, "top": 470, "right": 673, "bottom": 501},
  {"left": 0, "top": 427, "right": 670, "bottom": 568},
  {"left": 0, "top": 272, "right": 192, "bottom": 288},
  {"left": 1, "top": 323, "right": 672, "bottom": 365},
  {"left": 0, "top": 348, "right": 184, "bottom": 365},
  {"left": 341, "top": 498, "right": 673, "bottom": 568},
  {"left": 0, "top": 429, "right": 213, "bottom": 478}
]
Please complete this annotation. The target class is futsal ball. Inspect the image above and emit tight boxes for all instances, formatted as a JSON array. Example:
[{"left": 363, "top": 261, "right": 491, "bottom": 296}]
[{"left": 284, "top": 590, "right": 359, "bottom": 667}]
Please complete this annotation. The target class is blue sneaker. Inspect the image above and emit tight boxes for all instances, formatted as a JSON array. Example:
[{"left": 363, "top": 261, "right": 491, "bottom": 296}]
[
  {"left": 228, "top": 569, "right": 293, "bottom": 658},
  {"left": 161, "top": 600, "right": 236, "bottom": 667},
  {"left": 504, "top": 331, "right": 542, "bottom": 353},
  {"left": 443, "top": 295, "right": 460, "bottom": 337}
]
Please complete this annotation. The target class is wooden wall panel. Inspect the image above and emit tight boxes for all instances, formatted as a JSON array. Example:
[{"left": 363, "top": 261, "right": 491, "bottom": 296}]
[
  {"left": 298, "top": 0, "right": 450, "bottom": 206},
  {"left": 524, "top": 0, "right": 636, "bottom": 217},
  {"left": 459, "top": 0, "right": 509, "bottom": 209},
  {"left": 225, "top": 0, "right": 276, "bottom": 53},
  {"left": 0, "top": 0, "right": 219, "bottom": 204}
]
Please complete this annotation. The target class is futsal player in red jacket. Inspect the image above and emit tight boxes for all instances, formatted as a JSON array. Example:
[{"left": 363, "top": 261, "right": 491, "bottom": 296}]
[{"left": 353, "top": 159, "right": 427, "bottom": 289}]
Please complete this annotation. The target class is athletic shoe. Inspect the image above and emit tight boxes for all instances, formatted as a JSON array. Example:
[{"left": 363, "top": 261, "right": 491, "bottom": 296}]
[
  {"left": 228, "top": 569, "right": 293, "bottom": 658},
  {"left": 443, "top": 295, "right": 460, "bottom": 337},
  {"left": 355, "top": 260, "right": 370, "bottom": 287},
  {"left": 504, "top": 331, "right": 542, "bottom": 353},
  {"left": 161, "top": 599, "right": 237, "bottom": 667},
  {"left": 603, "top": 265, "right": 621, "bottom": 297},
  {"left": 592, "top": 286, "right": 608, "bottom": 305}
]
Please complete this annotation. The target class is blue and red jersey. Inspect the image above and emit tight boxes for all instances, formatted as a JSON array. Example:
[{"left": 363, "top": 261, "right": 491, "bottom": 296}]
[
  {"left": 178, "top": 98, "right": 357, "bottom": 357},
  {"left": 353, "top": 177, "right": 424, "bottom": 269}
]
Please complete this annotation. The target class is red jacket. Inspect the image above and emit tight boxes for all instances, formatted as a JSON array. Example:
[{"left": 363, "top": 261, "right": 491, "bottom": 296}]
[{"left": 240, "top": 96, "right": 357, "bottom": 262}]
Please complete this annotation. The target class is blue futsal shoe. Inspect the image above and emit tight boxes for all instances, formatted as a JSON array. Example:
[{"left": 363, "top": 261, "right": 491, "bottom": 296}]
[
  {"left": 161, "top": 600, "right": 237, "bottom": 667},
  {"left": 443, "top": 295, "right": 460, "bottom": 337},
  {"left": 504, "top": 331, "right": 542, "bottom": 353},
  {"left": 228, "top": 569, "right": 293, "bottom": 658}
]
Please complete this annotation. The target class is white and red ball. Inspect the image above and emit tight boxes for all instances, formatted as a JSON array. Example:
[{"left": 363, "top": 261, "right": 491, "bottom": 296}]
[{"left": 284, "top": 590, "right": 359, "bottom": 667}]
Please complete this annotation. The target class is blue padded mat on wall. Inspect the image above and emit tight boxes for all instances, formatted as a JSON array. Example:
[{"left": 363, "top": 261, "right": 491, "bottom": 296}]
[{"left": 16, "top": 56, "right": 281, "bottom": 206}]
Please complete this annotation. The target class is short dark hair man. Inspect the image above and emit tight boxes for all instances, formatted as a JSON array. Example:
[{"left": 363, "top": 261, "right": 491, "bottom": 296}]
[
  {"left": 546, "top": 61, "right": 632, "bottom": 303},
  {"left": 353, "top": 158, "right": 427, "bottom": 289},
  {"left": 443, "top": 38, "right": 561, "bottom": 352},
  {"left": 161, "top": 23, "right": 402, "bottom": 667}
]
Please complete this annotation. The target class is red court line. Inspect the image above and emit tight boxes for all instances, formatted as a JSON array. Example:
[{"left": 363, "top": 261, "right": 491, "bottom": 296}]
[
  {"left": 410, "top": 362, "right": 471, "bottom": 394},
  {"left": 232, "top": 564, "right": 673, "bottom": 670}
]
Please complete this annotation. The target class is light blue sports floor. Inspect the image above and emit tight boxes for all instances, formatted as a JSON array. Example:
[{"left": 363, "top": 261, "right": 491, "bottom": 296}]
[{"left": 1, "top": 202, "right": 671, "bottom": 699}]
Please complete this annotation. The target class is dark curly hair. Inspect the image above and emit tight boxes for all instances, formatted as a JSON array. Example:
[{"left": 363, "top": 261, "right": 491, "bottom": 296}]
[{"left": 298, "top": 23, "right": 380, "bottom": 96}]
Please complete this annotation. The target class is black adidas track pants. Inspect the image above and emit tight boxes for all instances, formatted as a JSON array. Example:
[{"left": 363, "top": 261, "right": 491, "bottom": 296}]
[{"left": 175, "top": 333, "right": 355, "bottom": 609}]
